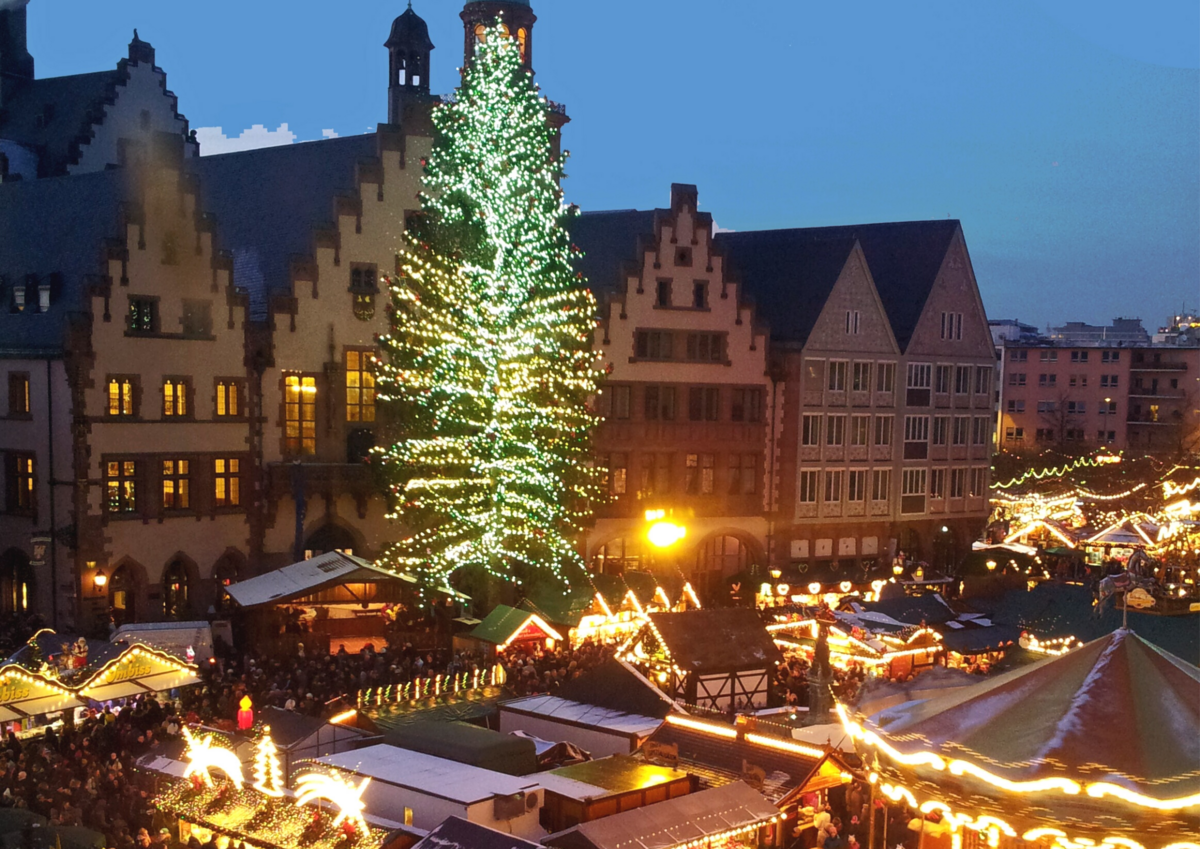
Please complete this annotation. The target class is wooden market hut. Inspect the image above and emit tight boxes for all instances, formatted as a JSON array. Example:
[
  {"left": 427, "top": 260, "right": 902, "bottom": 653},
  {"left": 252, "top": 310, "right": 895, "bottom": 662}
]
[
  {"left": 543, "top": 782, "right": 780, "bottom": 849},
  {"left": 839, "top": 627, "right": 1200, "bottom": 847},
  {"left": 466, "top": 605, "right": 565, "bottom": 655},
  {"left": 622, "top": 608, "right": 782, "bottom": 710}
]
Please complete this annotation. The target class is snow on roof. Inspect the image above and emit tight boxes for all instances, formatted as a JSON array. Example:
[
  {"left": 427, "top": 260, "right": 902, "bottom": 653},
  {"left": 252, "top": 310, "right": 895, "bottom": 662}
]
[
  {"left": 225, "top": 552, "right": 414, "bottom": 608},
  {"left": 500, "top": 695, "right": 664, "bottom": 737},
  {"left": 317, "top": 744, "right": 542, "bottom": 805},
  {"left": 533, "top": 772, "right": 609, "bottom": 802}
]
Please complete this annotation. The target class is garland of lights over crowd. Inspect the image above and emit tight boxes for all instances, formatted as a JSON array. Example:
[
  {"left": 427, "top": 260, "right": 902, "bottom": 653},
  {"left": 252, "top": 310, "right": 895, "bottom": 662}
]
[{"left": 374, "top": 20, "right": 605, "bottom": 600}]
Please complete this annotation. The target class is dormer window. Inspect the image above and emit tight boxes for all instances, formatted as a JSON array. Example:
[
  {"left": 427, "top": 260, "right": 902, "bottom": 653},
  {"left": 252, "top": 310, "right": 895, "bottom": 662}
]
[
  {"left": 12, "top": 285, "right": 25, "bottom": 313},
  {"left": 655, "top": 280, "right": 671, "bottom": 308},
  {"left": 37, "top": 285, "right": 50, "bottom": 313}
]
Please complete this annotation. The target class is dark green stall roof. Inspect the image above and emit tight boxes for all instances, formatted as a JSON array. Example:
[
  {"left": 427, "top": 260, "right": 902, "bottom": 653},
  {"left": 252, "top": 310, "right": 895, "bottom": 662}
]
[{"left": 381, "top": 719, "right": 538, "bottom": 776}]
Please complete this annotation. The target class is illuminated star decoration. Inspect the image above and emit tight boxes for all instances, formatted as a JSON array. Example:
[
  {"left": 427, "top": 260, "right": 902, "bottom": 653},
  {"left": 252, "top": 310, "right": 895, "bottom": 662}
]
[
  {"left": 181, "top": 727, "right": 245, "bottom": 789},
  {"left": 375, "top": 18, "right": 605, "bottom": 599},
  {"left": 294, "top": 772, "right": 372, "bottom": 833}
]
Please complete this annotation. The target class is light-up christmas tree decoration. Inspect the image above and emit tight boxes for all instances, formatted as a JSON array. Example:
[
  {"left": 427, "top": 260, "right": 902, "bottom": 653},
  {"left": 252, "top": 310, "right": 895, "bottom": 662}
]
[
  {"left": 375, "top": 18, "right": 604, "bottom": 597},
  {"left": 251, "top": 726, "right": 285, "bottom": 797}
]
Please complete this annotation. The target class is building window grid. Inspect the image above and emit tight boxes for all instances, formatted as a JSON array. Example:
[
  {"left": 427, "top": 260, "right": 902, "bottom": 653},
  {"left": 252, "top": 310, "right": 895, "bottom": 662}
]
[
  {"left": 954, "top": 366, "right": 971, "bottom": 395},
  {"left": 8, "top": 373, "right": 30, "bottom": 416},
  {"left": 871, "top": 469, "right": 891, "bottom": 501},
  {"left": 970, "top": 467, "right": 987, "bottom": 497},
  {"left": 902, "top": 468, "right": 927, "bottom": 496},
  {"left": 847, "top": 468, "right": 867, "bottom": 502},
  {"left": 940, "top": 312, "right": 963, "bottom": 340},
  {"left": 974, "top": 367, "right": 991, "bottom": 395},
  {"left": 826, "top": 414, "right": 846, "bottom": 446},
  {"left": 162, "top": 459, "right": 190, "bottom": 510},
  {"left": 930, "top": 468, "right": 946, "bottom": 499},
  {"left": 932, "top": 416, "right": 949, "bottom": 446},
  {"left": 952, "top": 416, "right": 970, "bottom": 446},
  {"left": 935, "top": 365, "right": 951, "bottom": 395},
  {"left": 823, "top": 469, "right": 843, "bottom": 504},
  {"left": 802, "top": 414, "right": 822, "bottom": 447},
  {"left": 875, "top": 362, "right": 896, "bottom": 393},
  {"left": 827, "top": 361, "right": 848, "bottom": 392},
  {"left": 730, "top": 388, "right": 762, "bottom": 423},
  {"left": 216, "top": 380, "right": 240, "bottom": 417},
  {"left": 850, "top": 415, "right": 870, "bottom": 446},
  {"left": 874, "top": 415, "right": 893, "bottom": 446},
  {"left": 644, "top": 386, "right": 677, "bottom": 421},
  {"left": 907, "top": 363, "right": 932, "bottom": 389},
  {"left": 852, "top": 362, "right": 871, "bottom": 392},
  {"left": 728, "top": 454, "right": 756, "bottom": 495},
  {"left": 972, "top": 417, "right": 989, "bottom": 445},
  {"left": 950, "top": 468, "right": 967, "bottom": 499},
  {"left": 7, "top": 453, "right": 34, "bottom": 513},
  {"left": 799, "top": 470, "right": 819, "bottom": 503},
  {"left": 845, "top": 310, "right": 860, "bottom": 335}
]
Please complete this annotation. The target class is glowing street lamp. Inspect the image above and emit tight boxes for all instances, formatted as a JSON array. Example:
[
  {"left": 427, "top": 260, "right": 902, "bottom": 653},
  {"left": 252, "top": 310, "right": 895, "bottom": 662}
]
[{"left": 648, "top": 521, "right": 686, "bottom": 548}]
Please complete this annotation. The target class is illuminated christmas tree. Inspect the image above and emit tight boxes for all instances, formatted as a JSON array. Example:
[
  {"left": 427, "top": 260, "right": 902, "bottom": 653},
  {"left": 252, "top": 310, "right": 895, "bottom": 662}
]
[
  {"left": 376, "top": 19, "right": 603, "bottom": 598},
  {"left": 251, "top": 727, "right": 284, "bottom": 797}
]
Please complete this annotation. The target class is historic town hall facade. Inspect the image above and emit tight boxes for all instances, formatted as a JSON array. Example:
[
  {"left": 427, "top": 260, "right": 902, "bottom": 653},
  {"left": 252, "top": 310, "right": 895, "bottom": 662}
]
[{"left": 0, "top": 0, "right": 993, "bottom": 628}]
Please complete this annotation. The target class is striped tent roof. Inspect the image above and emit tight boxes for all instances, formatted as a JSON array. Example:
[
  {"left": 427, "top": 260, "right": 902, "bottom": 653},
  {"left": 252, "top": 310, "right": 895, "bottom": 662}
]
[{"left": 875, "top": 627, "right": 1200, "bottom": 800}]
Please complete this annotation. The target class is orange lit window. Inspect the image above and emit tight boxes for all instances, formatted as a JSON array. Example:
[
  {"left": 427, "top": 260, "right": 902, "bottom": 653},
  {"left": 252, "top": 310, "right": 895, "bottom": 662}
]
[
  {"left": 285, "top": 375, "right": 317, "bottom": 455},
  {"left": 346, "top": 351, "right": 376, "bottom": 423}
]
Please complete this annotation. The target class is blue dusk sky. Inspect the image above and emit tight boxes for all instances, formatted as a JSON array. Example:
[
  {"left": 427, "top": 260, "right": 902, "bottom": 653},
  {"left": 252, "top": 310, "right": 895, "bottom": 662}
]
[{"left": 25, "top": 0, "right": 1200, "bottom": 331}]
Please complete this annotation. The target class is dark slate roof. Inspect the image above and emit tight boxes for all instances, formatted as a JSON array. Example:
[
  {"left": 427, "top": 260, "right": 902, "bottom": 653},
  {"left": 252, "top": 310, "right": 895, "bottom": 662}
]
[
  {"left": 257, "top": 706, "right": 338, "bottom": 748},
  {"left": 0, "top": 167, "right": 130, "bottom": 354},
  {"left": 722, "top": 220, "right": 959, "bottom": 351},
  {"left": 555, "top": 660, "right": 674, "bottom": 720},
  {"left": 938, "top": 624, "right": 1023, "bottom": 656},
  {"left": 569, "top": 209, "right": 655, "bottom": 298},
  {"left": 849, "top": 594, "right": 956, "bottom": 626},
  {"left": 639, "top": 716, "right": 824, "bottom": 804},
  {"left": 413, "top": 817, "right": 541, "bottom": 849},
  {"left": 647, "top": 609, "right": 781, "bottom": 672},
  {"left": 0, "top": 70, "right": 123, "bottom": 176},
  {"left": 386, "top": 7, "right": 434, "bottom": 50},
  {"left": 187, "top": 134, "right": 378, "bottom": 319},
  {"left": 715, "top": 230, "right": 856, "bottom": 347},
  {"left": 381, "top": 719, "right": 538, "bottom": 775}
]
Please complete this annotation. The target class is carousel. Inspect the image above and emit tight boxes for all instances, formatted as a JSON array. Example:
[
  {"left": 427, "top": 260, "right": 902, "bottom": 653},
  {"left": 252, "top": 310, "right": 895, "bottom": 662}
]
[{"left": 837, "top": 627, "right": 1199, "bottom": 848}]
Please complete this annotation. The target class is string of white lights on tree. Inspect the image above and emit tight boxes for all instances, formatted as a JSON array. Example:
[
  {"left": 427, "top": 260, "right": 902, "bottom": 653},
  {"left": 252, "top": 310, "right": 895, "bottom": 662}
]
[{"left": 374, "top": 18, "right": 604, "bottom": 601}]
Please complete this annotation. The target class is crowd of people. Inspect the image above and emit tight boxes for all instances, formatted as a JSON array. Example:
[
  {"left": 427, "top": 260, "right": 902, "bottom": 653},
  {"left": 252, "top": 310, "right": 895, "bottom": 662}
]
[
  {"left": 775, "top": 653, "right": 868, "bottom": 708},
  {"left": 0, "top": 692, "right": 184, "bottom": 849}
]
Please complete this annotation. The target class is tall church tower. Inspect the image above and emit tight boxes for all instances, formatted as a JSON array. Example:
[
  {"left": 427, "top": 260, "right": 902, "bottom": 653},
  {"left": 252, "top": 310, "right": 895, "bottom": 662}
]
[
  {"left": 461, "top": 0, "right": 536, "bottom": 74},
  {"left": 386, "top": 2, "right": 434, "bottom": 127},
  {"left": 0, "top": 1, "right": 35, "bottom": 106}
]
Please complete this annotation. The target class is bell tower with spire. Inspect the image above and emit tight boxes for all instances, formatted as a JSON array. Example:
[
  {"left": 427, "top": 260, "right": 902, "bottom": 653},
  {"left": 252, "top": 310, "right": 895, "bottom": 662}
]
[
  {"left": 386, "top": 2, "right": 435, "bottom": 127},
  {"left": 461, "top": 1, "right": 536, "bottom": 74},
  {"left": 0, "top": 1, "right": 35, "bottom": 106}
]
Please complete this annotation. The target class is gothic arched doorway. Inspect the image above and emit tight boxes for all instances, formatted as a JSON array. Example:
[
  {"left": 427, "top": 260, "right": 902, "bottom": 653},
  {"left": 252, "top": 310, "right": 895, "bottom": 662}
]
[
  {"left": 304, "top": 524, "right": 358, "bottom": 560},
  {"left": 0, "top": 549, "right": 33, "bottom": 614},
  {"left": 932, "top": 526, "right": 960, "bottom": 574},
  {"left": 109, "top": 562, "right": 140, "bottom": 625},
  {"left": 162, "top": 558, "right": 192, "bottom": 619},
  {"left": 213, "top": 551, "right": 244, "bottom": 613}
]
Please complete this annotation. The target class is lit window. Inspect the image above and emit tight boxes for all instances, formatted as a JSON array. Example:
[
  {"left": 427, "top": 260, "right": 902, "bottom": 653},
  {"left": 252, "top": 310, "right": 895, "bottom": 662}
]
[
  {"left": 6, "top": 453, "right": 34, "bottom": 513},
  {"left": 215, "top": 458, "right": 240, "bottom": 507},
  {"left": 216, "top": 380, "right": 240, "bottom": 417},
  {"left": 162, "top": 460, "right": 190, "bottom": 510},
  {"left": 346, "top": 351, "right": 376, "bottom": 423},
  {"left": 285, "top": 375, "right": 317, "bottom": 455},
  {"left": 107, "top": 379, "right": 134, "bottom": 417},
  {"left": 106, "top": 461, "right": 137, "bottom": 513},
  {"left": 163, "top": 379, "right": 188, "bottom": 417}
]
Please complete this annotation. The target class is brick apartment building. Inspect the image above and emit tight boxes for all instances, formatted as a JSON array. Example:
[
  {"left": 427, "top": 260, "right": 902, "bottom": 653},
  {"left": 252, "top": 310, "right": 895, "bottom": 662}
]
[
  {"left": 997, "top": 341, "right": 1200, "bottom": 455},
  {"left": 0, "top": 1, "right": 996, "bottom": 625}
]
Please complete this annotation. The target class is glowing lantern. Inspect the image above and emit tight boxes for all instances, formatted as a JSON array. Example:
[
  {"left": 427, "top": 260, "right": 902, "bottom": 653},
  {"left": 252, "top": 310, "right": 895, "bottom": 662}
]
[{"left": 237, "top": 695, "right": 254, "bottom": 731}]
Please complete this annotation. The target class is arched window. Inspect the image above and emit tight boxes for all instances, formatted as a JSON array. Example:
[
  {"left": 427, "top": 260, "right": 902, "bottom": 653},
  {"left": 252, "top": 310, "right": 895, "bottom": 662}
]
[
  {"left": 517, "top": 28, "right": 527, "bottom": 61},
  {"left": 163, "top": 559, "right": 191, "bottom": 619},
  {"left": 590, "top": 537, "right": 644, "bottom": 575},
  {"left": 110, "top": 563, "right": 137, "bottom": 625},
  {"left": 304, "top": 525, "right": 358, "bottom": 560},
  {"left": 0, "top": 549, "right": 33, "bottom": 614},
  {"left": 213, "top": 553, "right": 243, "bottom": 613},
  {"left": 692, "top": 535, "right": 756, "bottom": 602}
]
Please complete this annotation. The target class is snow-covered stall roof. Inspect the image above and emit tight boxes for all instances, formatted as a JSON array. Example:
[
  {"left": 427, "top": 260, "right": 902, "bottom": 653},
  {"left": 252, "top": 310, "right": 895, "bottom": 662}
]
[{"left": 225, "top": 552, "right": 419, "bottom": 608}]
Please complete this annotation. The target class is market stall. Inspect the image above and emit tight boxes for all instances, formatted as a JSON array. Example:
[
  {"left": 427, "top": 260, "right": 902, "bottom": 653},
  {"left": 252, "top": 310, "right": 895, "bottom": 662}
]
[{"left": 837, "top": 628, "right": 1200, "bottom": 848}]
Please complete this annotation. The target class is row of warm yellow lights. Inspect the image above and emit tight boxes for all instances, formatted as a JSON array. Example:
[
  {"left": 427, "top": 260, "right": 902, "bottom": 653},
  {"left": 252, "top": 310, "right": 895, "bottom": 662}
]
[
  {"left": 0, "top": 666, "right": 74, "bottom": 698},
  {"left": 1023, "top": 635, "right": 1080, "bottom": 656},
  {"left": 871, "top": 773, "right": 1199, "bottom": 849},
  {"left": 649, "top": 818, "right": 779, "bottom": 849},
  {"left": 664, "top": 715, "right": 826, "bottom": 759},
  {"left": 79, "top": 645, "right": 198, "bottom": 695},
  {"left": 837, "top": 705, "right": 1200, "bottom": 811}
]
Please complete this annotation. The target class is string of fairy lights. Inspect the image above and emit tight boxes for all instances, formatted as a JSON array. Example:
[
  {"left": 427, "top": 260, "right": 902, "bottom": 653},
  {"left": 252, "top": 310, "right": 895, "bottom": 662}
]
[{"left": 374, "top": 19, "right": 604, "bottom": 601}]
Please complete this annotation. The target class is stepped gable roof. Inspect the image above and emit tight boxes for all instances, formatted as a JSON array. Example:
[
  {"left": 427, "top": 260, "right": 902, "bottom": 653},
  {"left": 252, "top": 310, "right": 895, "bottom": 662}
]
[
  {"left": 187, "top": 133, "right": 378, "bottom": 319},
  {"left": 568, "top": 209, "right": 656, "bottom": 297},
  {"left": 876, "top": 628, "right": 1200, "bottom": 798},
  {"left": 556, "top": 660, "right": 675, "bottom": 720},
  {"left": 714, "top": 230, "right": 856, "bottom": 347},
  {"left": 647, "top": 609, "right": 781, "bottom": 672},
  {"left": 0, "top": 167, "right": 129, "bottom": 354},
  {"left": 0, "top": 70, "right": 122, "bottom": 176}
]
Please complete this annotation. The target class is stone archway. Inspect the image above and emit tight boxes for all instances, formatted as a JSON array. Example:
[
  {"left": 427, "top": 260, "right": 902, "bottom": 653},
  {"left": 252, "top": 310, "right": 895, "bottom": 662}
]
[
  {"left": 108, "top": 558, "right": 147, "bottom": 626},
  {"left": 303, "top": 522, "right": 363, "bottom": 560},
  {"left": 162, "top": 554, "right": 200, "bottom": 620},
  {"left": 212, "top": 549, "right": 246, "bottom": 613},
  {"left": 0, "top": 548, "right": 34, "bottom": 614},
  {"left": 691, "top": 532, "right": 763, "bottom": 604}
]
